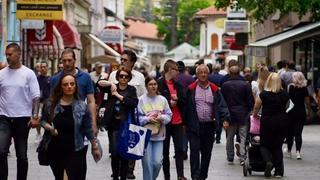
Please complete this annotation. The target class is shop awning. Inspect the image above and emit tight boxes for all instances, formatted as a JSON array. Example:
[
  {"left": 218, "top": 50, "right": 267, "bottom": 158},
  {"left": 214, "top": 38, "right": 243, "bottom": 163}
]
[
  {"left": 53, "top": 20, "right": 82, "bottom": 49},
  {"left": 249, "top": 21, "right": 320, "bottom": 48},
  {"left": 85, "top": 33, "right": 121, "bottom": 57},
  {"left": 87, "top": 55, "right": 118, "bottom": 64}
]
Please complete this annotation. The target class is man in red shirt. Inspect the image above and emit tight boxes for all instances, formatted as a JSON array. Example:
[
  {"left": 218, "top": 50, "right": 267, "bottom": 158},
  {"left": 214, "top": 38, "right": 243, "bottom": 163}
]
[{"left": 158, "top": 60, "right": 187, "bottom": 180}]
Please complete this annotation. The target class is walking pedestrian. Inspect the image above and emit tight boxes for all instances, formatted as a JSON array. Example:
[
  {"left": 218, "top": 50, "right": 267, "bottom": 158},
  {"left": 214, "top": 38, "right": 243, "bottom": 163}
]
[
  {"left": 138, "top": 76, "right": 172, "bottom": 180},
  {"left": 285, "top": 72, "right": 311, "bottom": 160},
  {"left": 35, "top": 61, "right": 51, "bottom": 143},
  {"left": 186, "top": 64, "right": 230, "bottom": 180},
  {"left": 176, "top": 61, "right": 195, "bottom": 159},
  {"left": 50, "top": 48, "right": 97, "bottom": 134},
  {"left": 208, "top": 63, "right": 225, "bottom": 144},
  {"left": 158, "top": 60, "right": 187, "bottom": 180},
  {"left": 253, "top": 73, "right": 289, "bottom": 178},
  {"left": 221, "top": 66, "right": 254, "bottom": 165},
  {"left": 41, "top": 74, "right": 101, "bottom": 180},
  {"left": 0, "top": 43, "right": 41, "bottom": 180},
  {"left": 98, "top": 68, "right": 138, "bottom": 180},
  {"left": 108, "top": 50, "right": 146, "bottom": 179}
]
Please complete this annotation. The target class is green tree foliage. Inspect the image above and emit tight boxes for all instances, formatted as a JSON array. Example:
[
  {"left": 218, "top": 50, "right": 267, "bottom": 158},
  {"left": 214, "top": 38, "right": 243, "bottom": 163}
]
[
  {"left": 154, "top": 0, "right": 213, "bottom": 48},
  {"left": 125, "top": 0, "right": 145, "bottom": 18},
  {"left": 214, "top": 0, "right": 320, "bottom": 22}
]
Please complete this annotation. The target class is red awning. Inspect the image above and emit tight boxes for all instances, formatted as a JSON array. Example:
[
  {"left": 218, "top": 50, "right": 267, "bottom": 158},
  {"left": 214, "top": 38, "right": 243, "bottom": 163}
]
[{"left": 53, "top": 20, "right": 82, "bottom": 49}]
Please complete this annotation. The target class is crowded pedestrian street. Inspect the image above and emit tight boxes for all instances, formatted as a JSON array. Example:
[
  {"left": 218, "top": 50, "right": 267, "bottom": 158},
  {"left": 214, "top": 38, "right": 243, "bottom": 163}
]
[{"left": 7, "top": 125, "right": 320, "bottom": 180}]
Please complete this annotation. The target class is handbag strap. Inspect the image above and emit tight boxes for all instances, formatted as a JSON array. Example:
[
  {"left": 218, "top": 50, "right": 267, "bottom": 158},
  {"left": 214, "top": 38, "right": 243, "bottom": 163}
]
[{"left": 127, "top": 110, "right": 132, "bottom": 124}]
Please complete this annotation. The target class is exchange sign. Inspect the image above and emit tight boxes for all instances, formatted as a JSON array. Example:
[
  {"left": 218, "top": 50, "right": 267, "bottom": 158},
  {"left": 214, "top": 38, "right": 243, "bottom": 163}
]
[{"left": 16, "top": 0, "right": 64, "bottom": 20}]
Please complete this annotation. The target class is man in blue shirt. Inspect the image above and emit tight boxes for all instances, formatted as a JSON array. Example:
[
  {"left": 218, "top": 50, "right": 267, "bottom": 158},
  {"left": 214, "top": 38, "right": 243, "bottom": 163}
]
[{"left": 50, "top": 48, "right": 97, "bottom": 134}]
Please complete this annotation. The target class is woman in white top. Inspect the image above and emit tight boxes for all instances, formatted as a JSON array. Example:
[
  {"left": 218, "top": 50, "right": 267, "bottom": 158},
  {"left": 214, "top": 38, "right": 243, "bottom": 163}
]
[{"left": 137, "top": 77, "right": 172, "bottom": 180}]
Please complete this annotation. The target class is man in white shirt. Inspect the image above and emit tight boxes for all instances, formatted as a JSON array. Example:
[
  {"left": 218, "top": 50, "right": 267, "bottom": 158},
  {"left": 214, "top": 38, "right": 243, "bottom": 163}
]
[
  {"left": 0, "top": 43, "right": 40, "bottom": 180},
  {"left": 108, "top": 50, "right": 145, "bottom": 179},
  {"left": 109, "top": 50, "right": 146, "bottom": 97}
]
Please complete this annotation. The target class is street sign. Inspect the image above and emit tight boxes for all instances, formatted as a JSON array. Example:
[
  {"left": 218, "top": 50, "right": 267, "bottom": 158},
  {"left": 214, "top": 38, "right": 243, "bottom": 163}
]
[
  {"left": 227, "top": 7, "right": 246, "bottom": 19},
  {"left": 225, "top": 20, "right": 250, "bottom": 33},
  {"left": 27, "top": 20, "right": 53, "bottom": 45},
  {"left": 16, "top": 0, "right": 64, "bottom": 20}
]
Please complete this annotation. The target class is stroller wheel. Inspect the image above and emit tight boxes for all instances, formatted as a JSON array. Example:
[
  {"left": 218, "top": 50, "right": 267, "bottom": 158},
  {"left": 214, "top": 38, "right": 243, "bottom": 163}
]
[{"left": 243, "top": 164, "right": 248, "bottom": 176}]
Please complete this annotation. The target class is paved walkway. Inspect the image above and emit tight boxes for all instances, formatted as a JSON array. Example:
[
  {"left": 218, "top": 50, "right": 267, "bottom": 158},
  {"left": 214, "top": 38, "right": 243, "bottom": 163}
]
[{"left": 7, "top": 125, "right": 320, "bottom": 180}]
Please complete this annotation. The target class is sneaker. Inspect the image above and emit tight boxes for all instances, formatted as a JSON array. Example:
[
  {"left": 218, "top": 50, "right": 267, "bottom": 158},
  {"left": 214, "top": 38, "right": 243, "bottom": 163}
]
[
  {"left": 286, "top": 151, "right": 292, "bottom": 158},
  {"left": 240, "top": 160, "right": 245, "bottom": 166},
  {"left": 216, "top": 139, "right": 221, "bottom": 144},
  {"left": 296, "top": 152, "right": 302, "bottom": 160},
  {"left": 127, "top": 173, "right": 135, "bottom": 179},
  {"left": 34, "top": 134, "right": 41, "bottom": 144},
  {"left": 275, "top": 175, "right": 283, "bottom": 178},
  {"left": 264, "top": 161, "right": 273, "bottom": 177},
  {"left": 227, "top": 160, "right": 234, "bottom": 165},
  {"left": 235, "top": 142, "right": 240, "bottom": 157}
]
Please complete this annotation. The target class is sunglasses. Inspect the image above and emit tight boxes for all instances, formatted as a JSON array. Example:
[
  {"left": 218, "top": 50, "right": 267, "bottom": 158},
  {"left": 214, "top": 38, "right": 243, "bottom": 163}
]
[{"left": 119, "top": 74, "right": 130, "bottom": 79}]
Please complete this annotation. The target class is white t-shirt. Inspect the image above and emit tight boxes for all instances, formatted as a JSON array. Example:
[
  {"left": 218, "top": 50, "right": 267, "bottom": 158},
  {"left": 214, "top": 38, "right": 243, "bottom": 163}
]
[
  {"left": 109, "top": 69, "right": 146, "bottom": 97},
  {"left": 0, "top": 66, "right": 40, "bottom": 117}
]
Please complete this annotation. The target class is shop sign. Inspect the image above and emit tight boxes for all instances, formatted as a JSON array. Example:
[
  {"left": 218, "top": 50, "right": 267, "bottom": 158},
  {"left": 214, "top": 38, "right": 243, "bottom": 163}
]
[
  {"left": 225, "top": 20, "right": 250, "bottom": 33},
  {"left": 16, "top": 0, "right": 64, "bottom": 20},
  {"left": 27, "top": 20, "right": 53, "bottom": 45},
  {"left": 99, "top": 27, "right": 123, "bottom": 44},
  {"left": 227, "top": 7, "right": 246, "bottom": 19},
  {"left": 21, "top": 20, "right": 44, "bottom": 29}
]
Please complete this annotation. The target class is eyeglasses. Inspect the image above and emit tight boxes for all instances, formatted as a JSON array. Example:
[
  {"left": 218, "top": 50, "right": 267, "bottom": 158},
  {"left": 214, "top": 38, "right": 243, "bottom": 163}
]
[{"left": 119, "top": 74, "right": 130, "bottom": 79}]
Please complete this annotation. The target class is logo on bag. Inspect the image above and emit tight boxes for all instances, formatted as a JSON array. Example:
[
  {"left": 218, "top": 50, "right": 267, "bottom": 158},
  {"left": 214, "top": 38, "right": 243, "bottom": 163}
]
[{"left": 128, "top": 130, "right": 144, "bottom": 148}]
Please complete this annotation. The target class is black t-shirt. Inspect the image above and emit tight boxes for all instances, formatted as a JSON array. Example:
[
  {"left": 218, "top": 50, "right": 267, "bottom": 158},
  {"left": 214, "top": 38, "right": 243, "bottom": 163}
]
[
  {"left": 50, "top": 105, "right": 75, "bottom": 152},
  {"left": 288, "top": 85, "right": 308, "bottom": 115},
  {"left": 260, "top": 90, "right": 289, "bottom": 116},
  {"left": 110, "top": 88, "right": 126, "bottom": 130}
]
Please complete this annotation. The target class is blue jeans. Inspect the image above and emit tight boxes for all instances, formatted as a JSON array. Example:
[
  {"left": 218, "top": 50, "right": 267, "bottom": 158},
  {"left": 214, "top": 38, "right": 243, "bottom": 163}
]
[
  {"left": 142, "top": 140, "right": 163, "bottom": 180},
  {"left": 0, "top": 116, "right": 30, "bottom": 180}
]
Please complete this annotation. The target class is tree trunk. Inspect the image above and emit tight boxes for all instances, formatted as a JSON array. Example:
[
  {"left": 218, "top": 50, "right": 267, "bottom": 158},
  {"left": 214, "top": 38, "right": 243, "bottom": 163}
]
[{"left": 170, "top": 0, "right": 178, "bottom": 48}]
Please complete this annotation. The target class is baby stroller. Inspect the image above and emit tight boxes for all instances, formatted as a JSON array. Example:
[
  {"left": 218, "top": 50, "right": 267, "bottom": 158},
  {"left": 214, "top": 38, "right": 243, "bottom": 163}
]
[{"left": 243, "top": 115, "right": 266, "bottom": 176}]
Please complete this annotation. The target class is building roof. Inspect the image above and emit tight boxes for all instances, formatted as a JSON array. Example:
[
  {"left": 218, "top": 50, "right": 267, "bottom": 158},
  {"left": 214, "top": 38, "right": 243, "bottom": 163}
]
[
  {"left": 125, "top": 17, "right": 161, "bottom": 40},
  {"left": 195, "top": 6, "right": 226, "bottom": 17}
]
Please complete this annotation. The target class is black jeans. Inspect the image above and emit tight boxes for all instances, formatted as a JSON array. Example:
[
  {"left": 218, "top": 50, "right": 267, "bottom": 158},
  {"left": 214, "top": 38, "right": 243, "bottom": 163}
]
[
  {"left": 49, "top": 147, "right": 88, "bottom": 180},
  {"left": 188, "top": 122, "right": 215, "bottom": 180},
  {"left": 163, "top": 124, "right": 185, "bottom": 179},
  {"left": 0, "top": 116, "right": 30, "bottom": 180},
  {"left": 110, "top": 130, "right": 128, "bottom": 180},
  {"left": 287, "top": 115, "right": 305, "bottom": 152}
]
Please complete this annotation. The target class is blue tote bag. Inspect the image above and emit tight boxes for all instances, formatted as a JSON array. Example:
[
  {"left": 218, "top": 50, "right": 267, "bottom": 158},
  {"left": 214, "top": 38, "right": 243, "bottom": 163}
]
[{"left": 117, "top": 111, "right": 151, "bottom": 160}]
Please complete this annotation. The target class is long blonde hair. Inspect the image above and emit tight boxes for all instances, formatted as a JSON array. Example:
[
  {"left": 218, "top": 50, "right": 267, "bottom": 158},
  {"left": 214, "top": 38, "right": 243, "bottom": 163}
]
[
  {"left": 291, "top": 72, "right": 307, "bottom": 88},
  {"left": 257, "top": 66, "right": 270, "bottom": 91},
  {"left": 264, "top": 73, "right": 282, "bottom": 93}
]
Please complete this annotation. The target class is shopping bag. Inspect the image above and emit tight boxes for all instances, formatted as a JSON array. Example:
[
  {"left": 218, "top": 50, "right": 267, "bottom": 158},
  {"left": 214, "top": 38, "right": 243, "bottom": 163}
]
[
  {"left": 249, "top": 115, "right": 260, "bottom": 135},
  {"left": 117, "top": 111, "right": 151, "bottom": 160}
]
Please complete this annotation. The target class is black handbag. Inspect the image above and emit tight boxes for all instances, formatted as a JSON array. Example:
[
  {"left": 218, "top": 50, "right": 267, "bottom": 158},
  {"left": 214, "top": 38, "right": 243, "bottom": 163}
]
[{"left": 36, "top": 130, "right": 52, "bottom": 166}]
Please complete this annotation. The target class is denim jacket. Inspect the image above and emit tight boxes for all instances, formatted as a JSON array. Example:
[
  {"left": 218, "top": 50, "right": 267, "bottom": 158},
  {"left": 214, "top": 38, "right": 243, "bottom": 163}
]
[{"left": 41, "top": 100, "right": 94, "bottom": 151}]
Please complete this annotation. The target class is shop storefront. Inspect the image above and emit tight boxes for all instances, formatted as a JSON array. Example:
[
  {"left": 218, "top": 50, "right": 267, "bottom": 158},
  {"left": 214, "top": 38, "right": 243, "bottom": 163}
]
[{"left": 248, "top": 21, "right": 320, "bottom": 83}]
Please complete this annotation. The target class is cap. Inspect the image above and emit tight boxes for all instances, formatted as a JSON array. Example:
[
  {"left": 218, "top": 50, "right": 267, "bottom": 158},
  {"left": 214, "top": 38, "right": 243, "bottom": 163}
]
[{"left": 95, "top": 61, "right": 103, "bottom": 68}]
